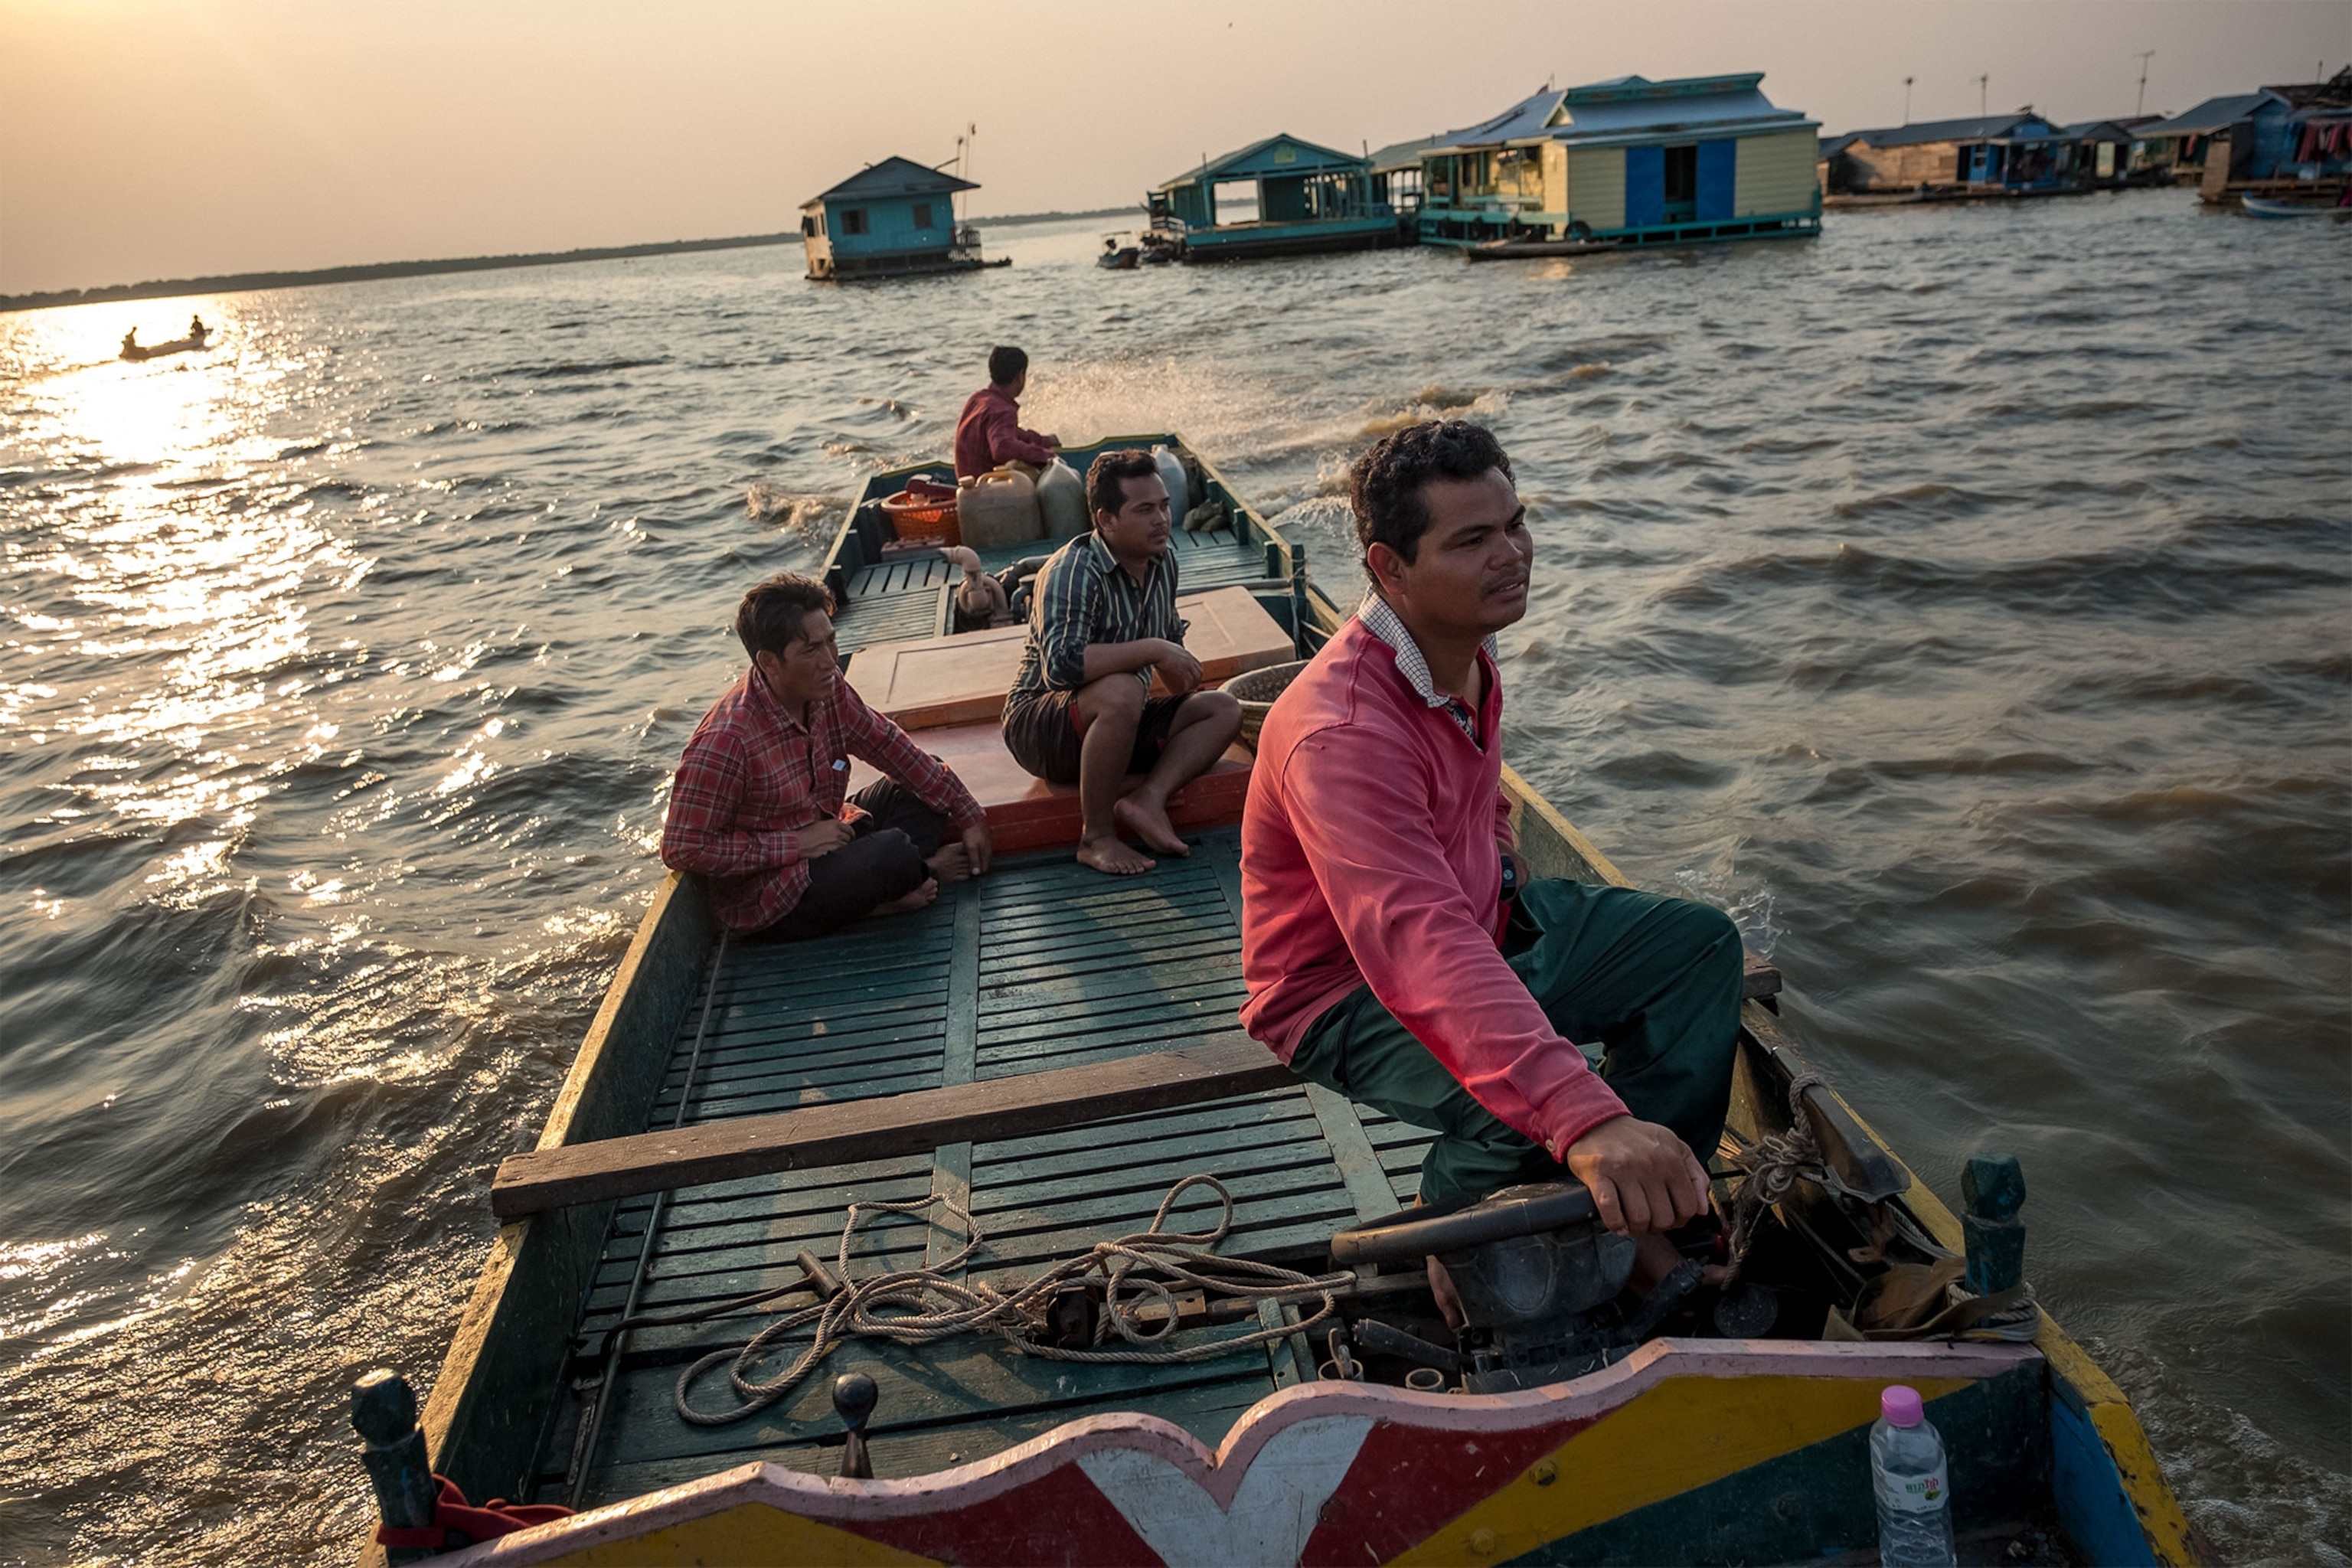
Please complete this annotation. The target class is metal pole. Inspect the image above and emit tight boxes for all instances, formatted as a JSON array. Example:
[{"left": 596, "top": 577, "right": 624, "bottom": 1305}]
[
  {"left": 2135, "top": 51, "right": 2154, "bottom": 118},
  {"left": 1978, "top": 75, "right": 1989, "bottom": 117},
  {"left": 1903, "top": 77, "right": 1914, "bottom": 123}
]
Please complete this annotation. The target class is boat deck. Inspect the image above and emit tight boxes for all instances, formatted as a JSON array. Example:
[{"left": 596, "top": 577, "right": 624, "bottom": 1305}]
[{"left": 534, "top": 828, "right": 1432, "bottom": 1507}]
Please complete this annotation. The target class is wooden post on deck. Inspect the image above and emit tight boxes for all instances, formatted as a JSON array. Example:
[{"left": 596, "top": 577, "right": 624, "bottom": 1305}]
[
  {"left": 353, "top": 1370, "right": 439, "bottom": 1563},
  {"left": 1960, "top": 1151, "right": 2027, "bottom": 1296}
]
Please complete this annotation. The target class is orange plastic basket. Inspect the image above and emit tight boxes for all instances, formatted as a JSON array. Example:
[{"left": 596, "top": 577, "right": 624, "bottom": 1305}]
[{"left": 880, "top": 490, "right": 962, "bottom": 548}]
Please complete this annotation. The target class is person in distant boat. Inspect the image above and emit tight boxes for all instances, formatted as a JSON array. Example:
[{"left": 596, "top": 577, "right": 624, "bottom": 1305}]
[
  {"left": 953, "top": 345, "right": 1059, "bottom": 479},
  {"left": 1238, "top": 420, "right": 1743, "bottom": 1319},
  {"left": 662, "top": 573, "right": 993, "bottom": 939},
  {"left": 188, "top": 314, "right": 207, "bottom": 341},
  {"left": 121, "top": 328, "right": 139, "bottom": 357},
  {"left": 1000, "top": 449, "right": 1242, "bottom": 877}
]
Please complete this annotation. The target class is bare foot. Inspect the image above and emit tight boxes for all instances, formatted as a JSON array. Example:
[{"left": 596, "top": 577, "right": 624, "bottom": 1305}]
[
  {"left": 1076, "top": 835, "right": 1155, "bottom": 876},
  {"left": 926, "top": 843, "right": 973, "bottom": 884},
  {"left": 871, "top": 877, "right": 939, "bottom": 916},
  {"left": 1426, "top": 1254, "right": 1466, "bottom": 1334},
  {"left": 1113, "top": 795, "right": 1191, "bottom": 857}
]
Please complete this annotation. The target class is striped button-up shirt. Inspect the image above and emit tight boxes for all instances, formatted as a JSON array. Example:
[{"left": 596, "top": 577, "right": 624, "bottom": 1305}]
[
  {"left": 661, "top": 665, "right": 985, "bottom": 933},
  {"left": 1005, "top": 531, "right": 1187, "bottom": 707}
]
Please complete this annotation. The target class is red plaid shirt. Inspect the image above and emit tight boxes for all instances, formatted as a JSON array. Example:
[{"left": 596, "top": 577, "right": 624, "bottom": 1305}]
[{"left": 660, "top": 667, "right": 985, "bottom": 933}]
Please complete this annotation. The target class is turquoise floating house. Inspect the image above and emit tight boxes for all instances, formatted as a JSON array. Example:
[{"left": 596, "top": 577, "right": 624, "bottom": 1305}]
[
  {"left": 1148, "top": 134, "right": 1400, "bottom": 262},
  {"left": 799, "top": 157, "right": 1002, "bottom": 281},
  {"left": 1414, "top": 74, "right": 1822, "bottom": 250}
]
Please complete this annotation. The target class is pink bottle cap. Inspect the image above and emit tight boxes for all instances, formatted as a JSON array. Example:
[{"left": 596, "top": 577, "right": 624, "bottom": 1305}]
[{"left": 1880, "top": 1385, "right": 1925, "bottom": 1426}]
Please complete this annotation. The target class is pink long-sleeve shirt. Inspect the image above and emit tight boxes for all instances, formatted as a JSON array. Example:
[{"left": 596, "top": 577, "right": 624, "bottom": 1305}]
[{"left": 1238, "top": 612, "right": 1630, "bottom": 1160}]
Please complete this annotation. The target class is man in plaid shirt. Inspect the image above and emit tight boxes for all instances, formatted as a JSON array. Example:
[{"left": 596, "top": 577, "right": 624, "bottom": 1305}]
[{"left": 662, "top": 573, "right": 991, "bottom": 939}]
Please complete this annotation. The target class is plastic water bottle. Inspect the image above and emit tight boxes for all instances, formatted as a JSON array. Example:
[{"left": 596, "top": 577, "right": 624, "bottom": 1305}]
[{"left": 1870, "top": 1384, "right": 1957, "bottom": 1567}]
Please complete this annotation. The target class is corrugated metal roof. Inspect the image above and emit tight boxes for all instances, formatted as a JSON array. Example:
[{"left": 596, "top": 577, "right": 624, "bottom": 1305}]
[
  {"left": 804, "top": 156, "right": 977, "bottom": 207},
  {"left": 2138, "top": 92, "right": 2287, "bottom": 138},
  {"left": 1432, "top": 86, "right": 1569, "bottom": 149},
  {"left": 1367, "top": 134, "right": 1443, "bottom": 173},
  {"left": 1158, "top": 132, "right": 1368, "bottom": 191},
  {"left": 2058, "top": 120, "right": 2141, "bottom": 140},
  {"left": 1841, "top": 113, "right": 2062, "bottom": 148}
]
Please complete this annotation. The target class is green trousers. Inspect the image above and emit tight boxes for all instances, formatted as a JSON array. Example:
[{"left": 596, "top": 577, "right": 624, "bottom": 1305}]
[{"left": 1286, "top": 878, "right": 1745, "bottom": 1207}]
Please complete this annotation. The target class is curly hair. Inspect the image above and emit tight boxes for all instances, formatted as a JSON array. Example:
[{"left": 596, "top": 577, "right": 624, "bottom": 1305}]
[
  {"left": 1348, "top": 420, "right": 1514, "bottom": 566},
  {"left": 1086, "top": 449, "right": 1162, "bottom": 520},
  {"left": 736, "top": 572, "right": 835, "bottom": 660}
]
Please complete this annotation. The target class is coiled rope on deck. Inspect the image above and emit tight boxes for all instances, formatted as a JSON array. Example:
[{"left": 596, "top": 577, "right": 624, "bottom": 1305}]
[
  {"left": 659, "top": 1174, "right": 1352, "bottom": 1427},
  {"left": 1723, "top": 1071, "right": 1825, "bottom": 1275}
]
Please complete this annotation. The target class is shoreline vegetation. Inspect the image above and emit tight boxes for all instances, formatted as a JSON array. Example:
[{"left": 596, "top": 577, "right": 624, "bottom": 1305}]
[{"left": 0, "top": 205, "right": 1141, "bottom": 314}]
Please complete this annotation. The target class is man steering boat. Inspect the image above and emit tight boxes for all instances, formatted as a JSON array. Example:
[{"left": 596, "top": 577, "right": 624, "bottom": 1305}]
[{"left": 1238, "top": 420, "right": 1744, "bottom": 1319}]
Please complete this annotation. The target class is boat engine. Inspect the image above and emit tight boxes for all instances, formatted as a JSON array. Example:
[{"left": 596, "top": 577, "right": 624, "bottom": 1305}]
[{"left": 1330, "top": 1182, "right": 1701, "bottom": 1393}]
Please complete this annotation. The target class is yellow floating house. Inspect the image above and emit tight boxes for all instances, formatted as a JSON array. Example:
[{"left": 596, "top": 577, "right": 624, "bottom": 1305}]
[{"left": 1415, "top": 74, "right": 1822, "bottom": 250}]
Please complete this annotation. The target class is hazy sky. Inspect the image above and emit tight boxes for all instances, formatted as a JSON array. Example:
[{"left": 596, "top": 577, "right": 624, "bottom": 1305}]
[{"left": 3, "top": 0, "right": 2346, "bottom": 295}]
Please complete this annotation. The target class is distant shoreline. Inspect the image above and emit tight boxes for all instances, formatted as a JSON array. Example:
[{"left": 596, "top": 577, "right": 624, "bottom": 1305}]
[{"left": 0, "top": 205, "right": 1145, "bottom": 314}]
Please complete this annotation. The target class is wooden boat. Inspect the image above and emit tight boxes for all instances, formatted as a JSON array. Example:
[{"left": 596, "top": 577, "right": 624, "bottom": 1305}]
[
  {"left": 1098, "top": 236, "right": 1142, "bottom": 270},
  {"left": 2239, "top": 194, "right": 2337, "bottom": 217},
  {"left": 119, "top": 329, "right": 208, "bottom": 361},
  {"left": 354, "top": 437, "right": 2203, "bottom": 1566}
]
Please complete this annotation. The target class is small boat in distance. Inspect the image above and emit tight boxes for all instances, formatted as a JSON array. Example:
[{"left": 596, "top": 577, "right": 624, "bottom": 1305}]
[
  {"left": 2239, "top": 194, "right": 2339, "bottom": 217},
  {"left": 119, "top": 317, "right": 211, "bottom": 361},
  {"left": 1097, "top": 234, "right": 1142, "bottom": 270}
]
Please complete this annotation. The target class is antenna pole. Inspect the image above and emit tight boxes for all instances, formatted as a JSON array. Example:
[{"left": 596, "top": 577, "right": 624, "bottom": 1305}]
[
  {"left": 1903, "top": 76, "right": 1914, "bottom": 123},
  {"left": 2135, "top": 51, "right": 2155, "bottom": 117},
  {"left": 1977, "top": 74, "right": 1989, "bottom": 116}
]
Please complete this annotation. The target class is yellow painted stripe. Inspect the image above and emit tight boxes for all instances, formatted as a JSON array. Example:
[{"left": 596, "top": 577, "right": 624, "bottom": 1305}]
[
  {"left": 544, "top": 1502, "right": 942, "bottom": 1567},
  {"left": 1391, "top": 1374, "right": 1969, "bottom": 1566}
]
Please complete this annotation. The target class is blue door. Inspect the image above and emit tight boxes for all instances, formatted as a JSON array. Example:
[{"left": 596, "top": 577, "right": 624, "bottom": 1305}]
[
  {"left": 1697, "top": 139, "right": 1736, "bottom": 220},
  {"left": 1624, "top": 145, "right": 1664, "bottom": 229}
]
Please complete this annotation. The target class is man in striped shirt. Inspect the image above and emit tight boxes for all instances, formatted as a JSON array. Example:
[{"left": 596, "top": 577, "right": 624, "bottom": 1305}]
[{"left": 1001, "top": 450, "right": 1242, "bottom": 876}]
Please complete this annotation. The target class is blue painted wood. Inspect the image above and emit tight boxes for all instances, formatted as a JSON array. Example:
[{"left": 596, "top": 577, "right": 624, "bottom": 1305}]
[
  {"left": 2050, "top": 1384, "right": 2158, "bottom": 1566},
  {"left": 1697, "top": 139, "right": 1737, "bottom": 220},
  {"left": 1625, "top": 145, "right": 1666, "bottom": 228}
]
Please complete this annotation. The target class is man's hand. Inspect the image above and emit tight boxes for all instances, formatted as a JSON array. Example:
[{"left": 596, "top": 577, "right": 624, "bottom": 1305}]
[
  {"left": 1154, "top": 640, "right": 1204, "bottom": 694},
  {"left": 797, "top": 818, "right": 855, "bottom": 858},
  {"left": 960, "top": 822, "right": 993, "bottom": 876},
  {"left": 1562, "top": 1116, "right": 1710, "bottom": 1236}
]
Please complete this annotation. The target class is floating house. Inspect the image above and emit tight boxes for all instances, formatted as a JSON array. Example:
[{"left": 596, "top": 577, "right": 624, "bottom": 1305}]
[
  {"left": 1410, "top": 74, "right": 1821, "bottom": 250},
  {"left": 799, "top": 157, "right": 1000, "bottom": 281},
  {"left": 1818, "top": 113, "right": 2070, "bottom": 196},
  {"left": 2056, "top": 119, "right": 2162, "bottom": 187},
  {"left": 1148, "top": 134, "right": 1400, "bottom": 261},
  {"left": 1368, "top": 134, "right": 1443, "bottom": 218},
  {"left": 2138, "top": 70, "right": 2352, "bottom": 204}
]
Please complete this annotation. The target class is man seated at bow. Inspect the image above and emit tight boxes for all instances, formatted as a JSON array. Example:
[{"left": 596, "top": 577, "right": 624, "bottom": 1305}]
[{"left": 662, "top": 573, "right": 991, "bottom": 939}]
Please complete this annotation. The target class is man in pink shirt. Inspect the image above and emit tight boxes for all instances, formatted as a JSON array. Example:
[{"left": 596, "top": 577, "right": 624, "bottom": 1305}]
[
  {"left": 953, "top": 346, "right": 1060, "bottom": 479},
  {"left": 1240, "top": 420, "right": 1743, "bottom": 1297}
]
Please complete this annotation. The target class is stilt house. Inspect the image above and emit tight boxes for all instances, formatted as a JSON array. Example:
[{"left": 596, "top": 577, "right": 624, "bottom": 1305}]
[
  {"left": 1818, "top": 113, "right": 2069, "bottom": 194},
  {"left": 1411, "top": 74, "right": 1821, "bottom": 249},
  {"left": 2138, "top": 70, "right": 2352, "bottom": 204},
  {"left": 800, "top": 157, "right": 988, "bottom": 281}
]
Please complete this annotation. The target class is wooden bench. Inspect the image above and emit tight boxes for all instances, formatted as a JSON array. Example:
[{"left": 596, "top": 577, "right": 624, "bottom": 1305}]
[
  {"left": 844, "top": 584, "right": 1294, "bottom": 730},
  {"left": 848, "top": 720, "right": 1253, "bottom": 854}
]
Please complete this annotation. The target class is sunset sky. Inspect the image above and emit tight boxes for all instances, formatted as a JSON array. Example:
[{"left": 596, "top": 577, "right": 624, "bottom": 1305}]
[{"left": 2, "top": 0, "right": 2346, "bottom": 296}]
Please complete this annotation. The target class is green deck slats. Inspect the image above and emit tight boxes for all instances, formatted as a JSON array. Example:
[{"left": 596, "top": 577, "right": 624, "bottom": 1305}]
[{"left": 549, "top": 828, "right": 1408, "bottom": 1498}]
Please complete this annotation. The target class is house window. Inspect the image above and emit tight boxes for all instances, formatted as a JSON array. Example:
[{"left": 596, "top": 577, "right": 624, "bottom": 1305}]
[
  {"left": 841, "top": 208, "right": 867, "bottom": 236},
  {"left": 800, "top": 215, "right": 816, "bottom": 237},
  {"left": 913, "top": 203, "right": 933, "bottom": 229}
]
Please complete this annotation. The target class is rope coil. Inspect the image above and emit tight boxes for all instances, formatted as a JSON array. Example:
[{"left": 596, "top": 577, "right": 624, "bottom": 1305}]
[
  {"left": 653, "top": 1174, "right": 1353, "bottom": 1426},
  {"left": 1724, "top": 1071, "right": 1825, "bottom": 1274}
]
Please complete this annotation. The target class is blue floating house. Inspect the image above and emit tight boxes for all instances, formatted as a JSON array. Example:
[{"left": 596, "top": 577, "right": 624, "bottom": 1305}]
[
  {"left": 1818, "top": 113, "right": 2071, "bottom": 195},
  {"left": 1412, "top": 74, "right": 1822, "bottom": 249},
  {"left": 799, "top": 156, "right": 1001, "bottom": 281},
  {"left": 2138, "top": 70, "right": 2352, "bottom": 204},
  {"left": 1148, "top": 134, "right": 1400, "bottom": 262}
]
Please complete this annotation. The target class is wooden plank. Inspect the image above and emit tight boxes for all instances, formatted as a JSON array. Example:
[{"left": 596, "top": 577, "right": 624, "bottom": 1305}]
[
  {"left": 843, "top": 584, "right": 1292, "bottom": 730},
  {"left": 492, "top": 1037, "right": 1298, "bottom": 1220},
  {"left": 1302, "top": 1083, "right": 1407, "bottom": 1223}
]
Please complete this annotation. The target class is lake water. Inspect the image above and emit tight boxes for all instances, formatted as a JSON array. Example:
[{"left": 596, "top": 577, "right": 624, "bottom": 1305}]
[{"left": 2, "top": 193, "right": 2345, "bottom": 1564}]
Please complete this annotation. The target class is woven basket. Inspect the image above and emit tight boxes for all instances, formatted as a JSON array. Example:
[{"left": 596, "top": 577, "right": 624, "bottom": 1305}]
[
  {"left": 880, "top": 489, "right": 962, "bottom": 548},
  {"left": 1225, "top": 658, "right": 1309, "bottom": 750}
]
